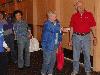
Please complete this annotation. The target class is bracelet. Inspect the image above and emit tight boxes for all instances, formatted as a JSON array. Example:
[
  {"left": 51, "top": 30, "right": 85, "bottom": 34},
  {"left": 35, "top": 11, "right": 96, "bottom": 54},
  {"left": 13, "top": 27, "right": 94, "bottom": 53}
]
[{"left": 94, "top": 37, "right": 96, "bottom": 38}]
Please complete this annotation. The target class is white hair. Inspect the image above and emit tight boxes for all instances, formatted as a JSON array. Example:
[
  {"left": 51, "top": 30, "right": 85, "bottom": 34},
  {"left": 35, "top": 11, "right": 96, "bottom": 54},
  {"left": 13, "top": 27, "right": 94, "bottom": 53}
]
[{"left": 47, "top": 11, "right": 56, "bottom": 17}]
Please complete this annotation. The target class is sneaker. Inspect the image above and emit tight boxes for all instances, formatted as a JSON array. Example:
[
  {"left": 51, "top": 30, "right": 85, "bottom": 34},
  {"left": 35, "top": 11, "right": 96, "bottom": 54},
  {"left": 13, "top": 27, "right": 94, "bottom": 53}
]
[
  {"left": 48, "top": 74, "right": 52, "bottom": 75},
  {"left": 71, "top": 71, "right": 78, "bottom": 75},
  {"left": 86, "top": 72, "right": 91, "bottom": 75},
  {"left": 41, "top": 72, "right": 45, "bottom": 75}
]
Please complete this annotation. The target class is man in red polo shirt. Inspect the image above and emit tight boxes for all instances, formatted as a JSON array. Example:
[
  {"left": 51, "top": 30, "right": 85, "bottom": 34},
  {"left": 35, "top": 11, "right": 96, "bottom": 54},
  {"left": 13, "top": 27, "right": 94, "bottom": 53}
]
[{"left": 70, "top": 1, "right": 97, "bottom": 75}]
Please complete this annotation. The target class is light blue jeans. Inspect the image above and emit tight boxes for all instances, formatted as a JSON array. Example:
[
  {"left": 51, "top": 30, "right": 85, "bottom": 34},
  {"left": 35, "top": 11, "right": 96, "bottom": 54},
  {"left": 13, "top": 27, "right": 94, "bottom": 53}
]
[
  {"left": 72, "top": 33, "right": 91, "bottom": 72},
  {"left": 41, "top": 50, "right": 56, "bottom": 75}
]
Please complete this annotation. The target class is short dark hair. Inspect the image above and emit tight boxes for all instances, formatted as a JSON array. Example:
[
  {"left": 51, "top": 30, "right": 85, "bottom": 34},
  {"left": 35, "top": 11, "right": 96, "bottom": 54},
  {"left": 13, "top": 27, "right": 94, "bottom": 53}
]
[
  {"left": 13, "top": 10, "right": 23, "bottom": 18},
  {"left": 0, "top": 11, "right": 6, "bottom": 18}
]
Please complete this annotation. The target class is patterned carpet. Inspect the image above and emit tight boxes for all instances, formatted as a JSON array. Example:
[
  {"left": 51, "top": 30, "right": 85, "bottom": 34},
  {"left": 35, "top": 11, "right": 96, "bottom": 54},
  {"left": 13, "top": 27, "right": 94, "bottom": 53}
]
[{"left": 7, "top": 50, "right": 100, "bottom": 75}]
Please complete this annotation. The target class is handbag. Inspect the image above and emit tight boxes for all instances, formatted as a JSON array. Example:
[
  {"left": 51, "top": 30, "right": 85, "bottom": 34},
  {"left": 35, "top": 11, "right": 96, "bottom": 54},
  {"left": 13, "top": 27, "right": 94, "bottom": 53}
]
[
  {"left": 29, "top": 36, "right": 40, "bottom": 52},
  {"left": 56, "top": 42, "right": 64, "bottom": 71}
]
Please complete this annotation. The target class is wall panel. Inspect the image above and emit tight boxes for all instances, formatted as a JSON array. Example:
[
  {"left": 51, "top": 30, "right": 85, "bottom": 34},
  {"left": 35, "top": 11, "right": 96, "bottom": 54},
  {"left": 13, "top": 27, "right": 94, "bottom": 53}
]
[{"left": 36, "top": 0, "right": 56, "bottom": 40}]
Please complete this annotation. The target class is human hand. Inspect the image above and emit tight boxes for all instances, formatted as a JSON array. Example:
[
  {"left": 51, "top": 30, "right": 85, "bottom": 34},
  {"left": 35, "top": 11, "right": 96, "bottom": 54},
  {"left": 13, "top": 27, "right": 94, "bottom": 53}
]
[
  {"left": 61, "top": 27, "right": 70, "bottom": 32},
  {"left": 93, "top": 37, "right": 97, "bottom": 46},
  {"left": 56, "top": 48, "right": 58, "bottom": 53},
  {"left": 28, "top": 34, "right": 32, "bottom": 39},
  {"left": 6, "top": 47, "right": 10, "bottom": 52}
]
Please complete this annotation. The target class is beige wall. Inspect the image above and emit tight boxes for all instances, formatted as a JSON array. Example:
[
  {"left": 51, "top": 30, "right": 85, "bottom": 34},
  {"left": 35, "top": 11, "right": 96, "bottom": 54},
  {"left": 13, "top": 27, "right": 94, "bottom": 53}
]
[
  {"left": 59, "top": 0, "right": 75, "bottom": 49},
  {"left": 93, "top": 0, "right": 100, "bottom": 71},
  {"left": 35, "top": 0, "right": 56, "bottom": 40},
  {"left": 36, "top": 0, "right": 56, "bottom": 25}
]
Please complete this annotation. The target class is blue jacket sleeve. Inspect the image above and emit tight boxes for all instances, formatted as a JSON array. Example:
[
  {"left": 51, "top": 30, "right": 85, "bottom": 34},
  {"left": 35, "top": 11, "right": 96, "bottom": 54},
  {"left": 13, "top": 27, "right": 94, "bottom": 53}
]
[{"left": 41, "top": 23, "right": 48, "bottom": 50}]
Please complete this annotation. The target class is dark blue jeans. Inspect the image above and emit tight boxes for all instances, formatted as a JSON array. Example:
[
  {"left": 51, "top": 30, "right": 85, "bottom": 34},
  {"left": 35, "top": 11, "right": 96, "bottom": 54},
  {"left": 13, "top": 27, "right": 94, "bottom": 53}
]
[
  {"left": 0, "top": 52, "right": 8, "bottom": 75},
  {"left": 4, "top": 34, "right": 17, "bottom": 63}
]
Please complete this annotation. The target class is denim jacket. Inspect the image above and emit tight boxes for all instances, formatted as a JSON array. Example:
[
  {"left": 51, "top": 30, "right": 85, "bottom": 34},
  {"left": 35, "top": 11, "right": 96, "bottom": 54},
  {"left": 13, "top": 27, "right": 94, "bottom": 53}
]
[{"left": 13, "top": 20, "right": 29, "bottom": 39}]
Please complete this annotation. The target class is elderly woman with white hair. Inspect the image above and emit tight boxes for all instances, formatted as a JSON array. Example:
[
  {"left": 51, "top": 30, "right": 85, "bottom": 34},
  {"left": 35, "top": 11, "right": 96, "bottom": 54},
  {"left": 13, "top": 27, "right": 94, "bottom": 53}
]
[{"left": 41, "top": 11, "right": 62, "bottom": 75}]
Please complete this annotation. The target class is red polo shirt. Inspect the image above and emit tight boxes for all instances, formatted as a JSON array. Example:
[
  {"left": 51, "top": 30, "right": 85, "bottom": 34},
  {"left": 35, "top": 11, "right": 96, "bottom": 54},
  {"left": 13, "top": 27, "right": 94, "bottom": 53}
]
[{"left": 70, "top": 10, "right": 96, "bottom": 33}]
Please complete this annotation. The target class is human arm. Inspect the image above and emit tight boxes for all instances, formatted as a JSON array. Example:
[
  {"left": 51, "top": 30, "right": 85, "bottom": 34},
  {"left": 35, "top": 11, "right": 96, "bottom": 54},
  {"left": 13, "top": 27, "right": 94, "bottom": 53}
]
[
  {"left": 41, "top": 23, "right": 48, "bottom": 50},
  {"left": 69, "top": 27, "right": 73, "bottom": 46},
  {"left": 89, "top": 13, "right": 97, "bottom": 46},
  {"left": 91, "top": 26, "right": 97, "bottom": 46}
]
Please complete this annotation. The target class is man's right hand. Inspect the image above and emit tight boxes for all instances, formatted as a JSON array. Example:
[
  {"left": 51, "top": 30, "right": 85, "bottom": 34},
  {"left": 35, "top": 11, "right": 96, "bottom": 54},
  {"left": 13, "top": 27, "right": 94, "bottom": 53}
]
[{"left": 93, "top": 37, "right": 97, "bottom": 46}]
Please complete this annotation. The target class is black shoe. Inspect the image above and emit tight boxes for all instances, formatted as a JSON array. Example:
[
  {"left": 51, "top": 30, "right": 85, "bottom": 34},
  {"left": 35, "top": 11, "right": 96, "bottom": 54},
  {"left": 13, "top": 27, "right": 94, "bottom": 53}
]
[
  {"left": 86, "top": 72, "right": 91, "bottom": 75},
  {"left": 25, "top": 66, "right": 31, "bottom": 69},
  {"left": 18, "top": 67, "right": 24, "bottom": 70}
]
